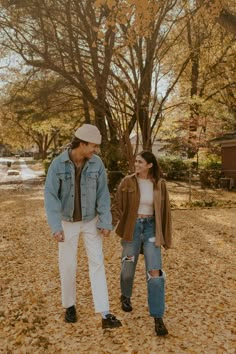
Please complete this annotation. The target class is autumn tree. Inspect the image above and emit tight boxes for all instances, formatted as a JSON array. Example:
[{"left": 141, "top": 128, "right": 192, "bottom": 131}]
[
  {"left": 162, "top": 0, "right": 236, "bottom": 158},
  {"left": 1, "top": 70, "right": 84, "bottom": 158},
  {"left": 101, "top": 0, "right": 193, "bottom": 169},
  {"left": 0, "top": 1, "right": 118, "bottom": 148},
  {"left": 0, "top": 0, "right": 235, "bottom": 171},
  {"left": 199, "top": 0, "right": 236, "bottom": 36},
  {"left": 0, "top": 1, "right": 190, "bottom": 168}
]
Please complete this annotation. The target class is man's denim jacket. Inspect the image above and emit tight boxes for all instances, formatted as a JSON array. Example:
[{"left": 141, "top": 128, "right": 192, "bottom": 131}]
[{"left": 44, "top": 150, "right": 112, "bottom": 234}]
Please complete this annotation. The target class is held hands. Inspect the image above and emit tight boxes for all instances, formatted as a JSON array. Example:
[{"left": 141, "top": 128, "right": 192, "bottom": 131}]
[
  {"left": 53, "top": 231, "right": 65, "bottom": 242},
  {"left": 100, "top": 229, "right": 111, "bottom": 237}
]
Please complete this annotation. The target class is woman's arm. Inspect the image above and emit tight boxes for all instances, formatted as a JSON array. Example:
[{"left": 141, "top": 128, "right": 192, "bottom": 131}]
[{"left": 161, "top": 180, "right": 172, "bottom": 249}]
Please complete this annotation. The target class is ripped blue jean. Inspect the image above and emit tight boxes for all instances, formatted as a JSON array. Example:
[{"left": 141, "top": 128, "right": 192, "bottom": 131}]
[{"left": 120, "top": 217, "right": 165, "bottom": 318}]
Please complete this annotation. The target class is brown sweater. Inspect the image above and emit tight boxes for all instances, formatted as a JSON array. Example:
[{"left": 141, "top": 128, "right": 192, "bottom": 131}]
[{"left": 111, "top": 174, "right": 172, "bottom": 249}]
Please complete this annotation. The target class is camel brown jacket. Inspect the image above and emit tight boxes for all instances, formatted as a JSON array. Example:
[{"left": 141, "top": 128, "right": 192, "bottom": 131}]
[{"left": 111, "top": 174, "right": 172, "bottom": 249}]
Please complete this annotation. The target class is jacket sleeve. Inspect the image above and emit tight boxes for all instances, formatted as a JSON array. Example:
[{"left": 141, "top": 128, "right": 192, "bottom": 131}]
[
  {"left": 44, "top": 160, "right": 63, "bottom": 234},
  {"left": 95, "top": 163, "right": 113, "bottom": 230},
  {"left": 161, "top": 180, "right": 172, "bottom": 249}
]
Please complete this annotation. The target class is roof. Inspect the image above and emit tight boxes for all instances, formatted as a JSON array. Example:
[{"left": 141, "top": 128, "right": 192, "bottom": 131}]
[{"left": 211, "top": 131, "right": 236, "bottom": 145}]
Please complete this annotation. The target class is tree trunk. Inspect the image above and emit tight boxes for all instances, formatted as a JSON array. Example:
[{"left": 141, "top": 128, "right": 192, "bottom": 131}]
[
  {"left": 138, "top": 107, "right": 152, "bottom": 151},
  {"left": 187, "top": 20, "right": 200, "bottom": 158}
]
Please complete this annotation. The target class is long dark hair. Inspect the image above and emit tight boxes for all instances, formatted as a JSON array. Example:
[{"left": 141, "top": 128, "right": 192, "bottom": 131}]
[{"left": 137, "top": 150, "right": 161, "bottom": 184}]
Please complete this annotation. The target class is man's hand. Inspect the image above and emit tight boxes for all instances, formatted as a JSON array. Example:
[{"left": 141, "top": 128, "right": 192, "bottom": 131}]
[
  {"left": 100, "top": 229, "right": 111, "bottom": 237},
  {"left": 53, "top": 231, "right": 65, "bottom": 242}
]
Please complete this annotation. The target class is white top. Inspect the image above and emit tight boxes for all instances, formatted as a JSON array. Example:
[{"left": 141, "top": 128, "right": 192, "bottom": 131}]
[{"left": 137, "top": 178, "right": 154, "bottom": 215}]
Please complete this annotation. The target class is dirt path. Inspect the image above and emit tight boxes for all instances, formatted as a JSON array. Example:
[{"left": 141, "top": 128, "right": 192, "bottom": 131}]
[{"left": 0, "top": 184, "right": 235, "bottom": 353}]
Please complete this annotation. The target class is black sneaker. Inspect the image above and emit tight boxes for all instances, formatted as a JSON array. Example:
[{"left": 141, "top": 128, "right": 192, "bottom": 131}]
[
  {"left": 65, "top": 305, "right": 77, "bottom": 323},
  {"left": 102, "top": 314, "right": 122, "bottom": 329},
  {"left": 120, "top": 295, "right": 133, "bottom": 312},
  {"left": 154, "top": 318, "right": 168, "bottom": 336}
]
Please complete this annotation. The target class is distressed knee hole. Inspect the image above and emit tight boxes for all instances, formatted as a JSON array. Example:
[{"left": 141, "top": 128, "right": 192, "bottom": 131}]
[
  {"left": 147, "top": 269, "right": 162, "bottom": 280},
  {"left": 122, "top": 255, "right": 135, "bottom": 263}
]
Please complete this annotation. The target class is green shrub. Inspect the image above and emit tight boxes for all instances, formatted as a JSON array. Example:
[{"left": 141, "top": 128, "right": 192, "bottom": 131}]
[
  {"left": 107, "top": 158, "right": 130, "bottom": 193},
  {"left": 199, "top": 157, "right": 222, "bottom": 188},
  {"left": 43, "top": 159, "right": 52, "bottom": 175},
  {"left": 43, "top": 150, "right": 61, "bottom": 175},
  {"left": 158, "top": 157, "right": 188, "bottom": 180},
  {"left": 189, "top": 199, "right": 218, "bottom": 207}
]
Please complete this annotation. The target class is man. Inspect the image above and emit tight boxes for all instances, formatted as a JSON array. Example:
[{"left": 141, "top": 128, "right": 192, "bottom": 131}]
[{"left": 44, "top": 124, "right": 122, "bottom": 329}]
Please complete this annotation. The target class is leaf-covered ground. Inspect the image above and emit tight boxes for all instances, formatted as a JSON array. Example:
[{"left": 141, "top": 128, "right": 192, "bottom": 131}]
[{"left": 0, "top": 182, "right": 235, "bottom": 353}]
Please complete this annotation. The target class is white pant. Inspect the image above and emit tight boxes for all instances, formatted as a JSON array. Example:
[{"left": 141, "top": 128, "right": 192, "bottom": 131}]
[{"left": 59, "top": 218, "right": 109, "bottom": 313}]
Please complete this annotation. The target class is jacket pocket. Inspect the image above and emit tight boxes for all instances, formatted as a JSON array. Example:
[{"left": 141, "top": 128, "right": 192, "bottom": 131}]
[
  {"left": 57, "top": 172, "right": 72, "bottom": 181},
  {"left": 57, "top": 172, "right": 72, "bottom": 196},
  {"left": 121, "top": 187, "right": 134, "bottom": 192},
  {"left": 86, "top": 172, "right": 98, "bottom": 189}
]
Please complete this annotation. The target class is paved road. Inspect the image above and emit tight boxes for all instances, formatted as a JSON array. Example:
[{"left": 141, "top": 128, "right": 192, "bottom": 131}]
[
  {"left": 19, "top": 159, "right": 43, "bottom": 180},
  {"left": 0, "top": 157, "right": 44, "bottom": 184}
]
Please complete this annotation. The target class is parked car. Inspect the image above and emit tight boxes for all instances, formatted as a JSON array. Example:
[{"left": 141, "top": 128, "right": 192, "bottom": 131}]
[{"left": 7, "top": 169, "right": 20, "bottom": 176}]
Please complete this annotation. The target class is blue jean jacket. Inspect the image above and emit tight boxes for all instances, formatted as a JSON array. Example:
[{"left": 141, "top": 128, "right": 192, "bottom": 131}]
[{"left": 44, "top": 150, "right": 112, "bottom": 234}]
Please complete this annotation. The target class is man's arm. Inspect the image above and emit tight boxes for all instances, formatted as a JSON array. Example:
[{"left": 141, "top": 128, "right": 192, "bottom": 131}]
[
  {"left": 44, "top": 160, "right": 63, "bottom": 234},
  {"left": 95, "top": 163, "right": 113, "bottom": 231}
]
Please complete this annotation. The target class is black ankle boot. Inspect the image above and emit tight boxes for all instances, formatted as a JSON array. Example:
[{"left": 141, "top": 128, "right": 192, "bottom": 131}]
[
  {"left": 154, "top": 318, "right": 168, "bottom": 336},
  {"left": 65, "top": 305, "right": 77, "bottom": 323},
  {"left": 120, "top": 295, "right": 133, "bottom": 312},
  {"left": 102, "top": 314, "right": 122, "bottom": 329}
]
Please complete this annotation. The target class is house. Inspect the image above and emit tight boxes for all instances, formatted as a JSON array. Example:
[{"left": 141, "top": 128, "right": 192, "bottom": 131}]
[
  {"left": 211, "top": 131, "right": 236, "bottom": 188},
  {"left": 130, "top": 135, "right": 167, "bottom": 158}
]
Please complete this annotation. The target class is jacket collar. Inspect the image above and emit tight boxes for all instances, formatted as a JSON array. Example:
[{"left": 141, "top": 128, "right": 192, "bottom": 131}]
[
  {"left": 60, "top": 149, "right": 70, "bottom": 162},
  {"left": 132, "top": 172, "right": 162, "bottom": 189},
  {"left": 59, "top": 149, "right": 97, "bottom": 165}
]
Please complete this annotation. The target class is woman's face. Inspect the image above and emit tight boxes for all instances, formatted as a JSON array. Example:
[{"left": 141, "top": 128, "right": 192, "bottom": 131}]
[{"left": 134, "top": 155, "right": 152, "bottom": 178}]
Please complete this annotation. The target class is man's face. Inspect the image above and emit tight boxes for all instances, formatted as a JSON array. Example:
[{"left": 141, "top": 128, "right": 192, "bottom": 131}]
[{"left": 81, "top": 142, "right": 99, "bottom": 159}]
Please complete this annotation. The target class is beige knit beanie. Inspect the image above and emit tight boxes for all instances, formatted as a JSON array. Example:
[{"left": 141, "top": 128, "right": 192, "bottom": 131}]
[{"left": 74, "top": 124, "right": 102, "bottom": 144}]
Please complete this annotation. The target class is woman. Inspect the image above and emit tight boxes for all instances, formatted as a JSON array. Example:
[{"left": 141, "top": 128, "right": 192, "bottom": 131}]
[{"left": 112, "top": 151, "right": 172, "bottom": 336}]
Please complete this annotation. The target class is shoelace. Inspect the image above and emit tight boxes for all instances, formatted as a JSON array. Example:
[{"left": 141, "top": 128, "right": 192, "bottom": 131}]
[
  {"left": 123, "top": 298, "right": 131, "bottom": 305},
  {"left": 156, "top": 319, "right": 165, "bottom": 329}
]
